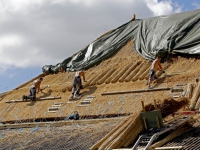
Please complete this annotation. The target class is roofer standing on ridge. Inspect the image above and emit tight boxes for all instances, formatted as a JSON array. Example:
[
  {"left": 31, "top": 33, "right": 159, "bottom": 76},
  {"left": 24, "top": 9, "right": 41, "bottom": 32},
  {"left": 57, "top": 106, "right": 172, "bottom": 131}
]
[
  {"left": 71, "top": 70, "right": 86, "bottom": 98},
  {"left": 147, "top": 56, "right": 164, "bottom": 88},
  {"left": 23, "top": 77, "right": 43, "bottom": 101}
]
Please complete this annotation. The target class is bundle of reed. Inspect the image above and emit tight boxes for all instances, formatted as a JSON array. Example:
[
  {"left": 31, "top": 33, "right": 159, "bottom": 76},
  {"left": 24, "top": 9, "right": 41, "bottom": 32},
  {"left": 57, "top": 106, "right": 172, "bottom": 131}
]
[
  {"left": 98, "top": 113, "right": 141, "bottom": 150},
  {"left": 91, "top": 98, "right": 189, "bottom": 150},
  {"left": 97, "top": 68, "right": 116, "bottom": 85},
  {"left": 118, "top": 61, "right": 141, "bottom": 82},
  {"left": 97, "top": 114, "right": 138, "bottom": 149},
  {"left": 132, "top": 64, "right": 148, "bottom": 82},
  {"left": 83, "top": 74, "right": 98, "bottom": 88},
  {"left": 149, "top": 122, "right": 193, "bottom": 149},
  {"left": 195, "top": 97, "right": 200, "bottom": 110},
  {"left": 90, "top": 115, "right": 134, "bottom": 150},
  {"left": 139, "top": 65, "right": 151, "bottom": 80},
  {"left": 105, "top": 115, "right": 142, "bottom": 149},
  {"left": 105, "top": 67, "right": 121, "bottom": 84},
  {"left": 145, "top": 70, "right": 150, "bottom": 80},
  {"left": 90, "top": 69, "right": 109, "bottom": 86},
  {"left": 185, "top": 83, "right": 193, "bottom": 99},
  {"left": 124, "top": 63, "right": 143, "bottom": 82},
  {"left": 189, "top": 82, "right": 200, "bottom": 110},
  {"left": 111, "top": 64, "right": 132, "bottom": 83}
]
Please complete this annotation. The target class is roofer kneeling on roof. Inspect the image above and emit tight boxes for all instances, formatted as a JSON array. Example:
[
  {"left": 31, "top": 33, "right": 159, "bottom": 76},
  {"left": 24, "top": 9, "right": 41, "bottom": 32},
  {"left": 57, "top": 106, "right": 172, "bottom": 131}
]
[{"left": 22, "top": 77, "right": 43, "bottom": 101}]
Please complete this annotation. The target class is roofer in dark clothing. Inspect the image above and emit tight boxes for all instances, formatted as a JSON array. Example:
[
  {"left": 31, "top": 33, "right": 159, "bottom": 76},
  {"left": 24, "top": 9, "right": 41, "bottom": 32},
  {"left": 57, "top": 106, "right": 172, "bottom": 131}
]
[
  {"left": 71, "top": 70, "right": 86, "bottom": 98},
  {"left": 23, "top": 77, "right": 43, "bottom": 101},
  {"left": 24, "top": 85, "right": 36, "bottom": 101}
]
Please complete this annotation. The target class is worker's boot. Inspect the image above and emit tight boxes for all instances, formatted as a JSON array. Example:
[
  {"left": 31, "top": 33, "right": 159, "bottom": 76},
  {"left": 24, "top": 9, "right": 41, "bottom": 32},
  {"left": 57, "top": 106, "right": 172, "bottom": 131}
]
[
  {"left": 25, "top": 95, "right": 28, "bottom": 101},
  {"left": 70, "top": 94, "right": 74, "bottom": 98},
  {"left": 75, "top": 93, "right": 81, "bottom": 98},
  {"left": 22, "top": 95, "right": 25, "bottom": 101},
  {"left": 22, "top": 95, "right": 27, "bottom": 101}
]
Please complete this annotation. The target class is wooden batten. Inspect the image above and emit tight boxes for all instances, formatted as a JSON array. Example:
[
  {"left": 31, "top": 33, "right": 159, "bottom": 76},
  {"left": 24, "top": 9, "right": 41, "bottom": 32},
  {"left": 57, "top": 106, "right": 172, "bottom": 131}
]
[
  {"left": 101, "top": 87, "right": 171, "bottom": 95},
  {"left": 0, "top": 117, "right": 124, "bottom": 130},
  {"left": 155, "top": 146, "right": 183, "bottom": 150},
  {"left": 149, "top": 124, "right": 191, "bottom": 149}
]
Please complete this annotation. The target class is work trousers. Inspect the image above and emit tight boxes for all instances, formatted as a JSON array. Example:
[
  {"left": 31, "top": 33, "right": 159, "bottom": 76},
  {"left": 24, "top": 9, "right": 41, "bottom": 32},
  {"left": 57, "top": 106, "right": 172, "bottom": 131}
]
[
  {"left": 27, "top": 87, "right": 36, "bottom": 100},
  {"left": 72, "top": 76, "right": 82, "bottom": 95}
]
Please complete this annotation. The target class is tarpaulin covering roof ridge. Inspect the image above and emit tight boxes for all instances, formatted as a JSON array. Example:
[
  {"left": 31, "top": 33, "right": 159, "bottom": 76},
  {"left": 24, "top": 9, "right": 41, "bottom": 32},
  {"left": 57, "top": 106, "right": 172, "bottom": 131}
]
[{"left": 42, "top": 9, "right": 200, "bottom": 74}]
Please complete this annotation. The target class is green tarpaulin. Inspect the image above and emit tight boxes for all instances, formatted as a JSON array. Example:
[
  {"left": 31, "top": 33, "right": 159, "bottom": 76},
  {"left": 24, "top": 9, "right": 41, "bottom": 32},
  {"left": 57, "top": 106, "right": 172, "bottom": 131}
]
[{"left": 42, "top": 9, "right": 200, "bottom": 74}]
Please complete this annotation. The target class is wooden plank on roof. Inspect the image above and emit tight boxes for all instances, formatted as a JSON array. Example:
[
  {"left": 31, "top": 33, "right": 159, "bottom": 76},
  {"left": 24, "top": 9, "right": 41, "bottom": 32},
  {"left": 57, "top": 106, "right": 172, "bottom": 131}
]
[
  {"left": 0, "top": 117, "right": 124, "bottom": 130},
  {"left": 101, "top": 87, "right": 171, "bottom": 95},
  {"left": 5, "top": 96, "right": 61, "bottom": 103},
  {"left": 155, "top": 146, "right": 183, "bottom": 150}
]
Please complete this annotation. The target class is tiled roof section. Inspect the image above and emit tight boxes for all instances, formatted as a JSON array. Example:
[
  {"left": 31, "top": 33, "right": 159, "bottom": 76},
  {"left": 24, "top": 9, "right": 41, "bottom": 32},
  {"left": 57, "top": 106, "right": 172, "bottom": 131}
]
[{"left": 163, "top": 123, "right": 200, "bottom": 150}]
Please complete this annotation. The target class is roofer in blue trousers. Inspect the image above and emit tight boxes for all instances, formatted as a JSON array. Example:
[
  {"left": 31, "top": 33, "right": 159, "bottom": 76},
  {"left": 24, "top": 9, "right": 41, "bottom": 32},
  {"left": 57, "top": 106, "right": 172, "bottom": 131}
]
[{"left": 22, "top": 77, "right": 43, "bottom": 101}]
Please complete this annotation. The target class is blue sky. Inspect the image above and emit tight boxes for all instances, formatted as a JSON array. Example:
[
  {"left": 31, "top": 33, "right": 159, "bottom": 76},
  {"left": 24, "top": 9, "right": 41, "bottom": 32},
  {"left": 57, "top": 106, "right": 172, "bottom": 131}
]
[{"left": 0, "top": 0, "right": 200, "bottom": 93}]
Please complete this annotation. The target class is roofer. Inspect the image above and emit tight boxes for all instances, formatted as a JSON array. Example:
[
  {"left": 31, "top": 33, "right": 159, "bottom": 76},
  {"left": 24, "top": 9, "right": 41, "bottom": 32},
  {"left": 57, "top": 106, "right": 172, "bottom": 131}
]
[
  {"left": 22, "top": 77, "right": 43, "bottom": 101},
  {"left": 71, "top": 70, "right": 86, "bottom": 98},
  {"left": 147, "top": 55, "right": 164, "bottom": 88},
  {"left": 33, "top": 77, "right": 43, "bottom": 93}
]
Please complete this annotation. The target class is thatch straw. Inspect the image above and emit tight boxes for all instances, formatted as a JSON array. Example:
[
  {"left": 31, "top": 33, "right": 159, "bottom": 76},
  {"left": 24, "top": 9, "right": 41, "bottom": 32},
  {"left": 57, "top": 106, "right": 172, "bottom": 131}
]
[
  {"left": 90, "top": 97, "right": 189, "bottom": 149},
  {"left": 189, "top": 82, "right": 200, "bottom": 110}
]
